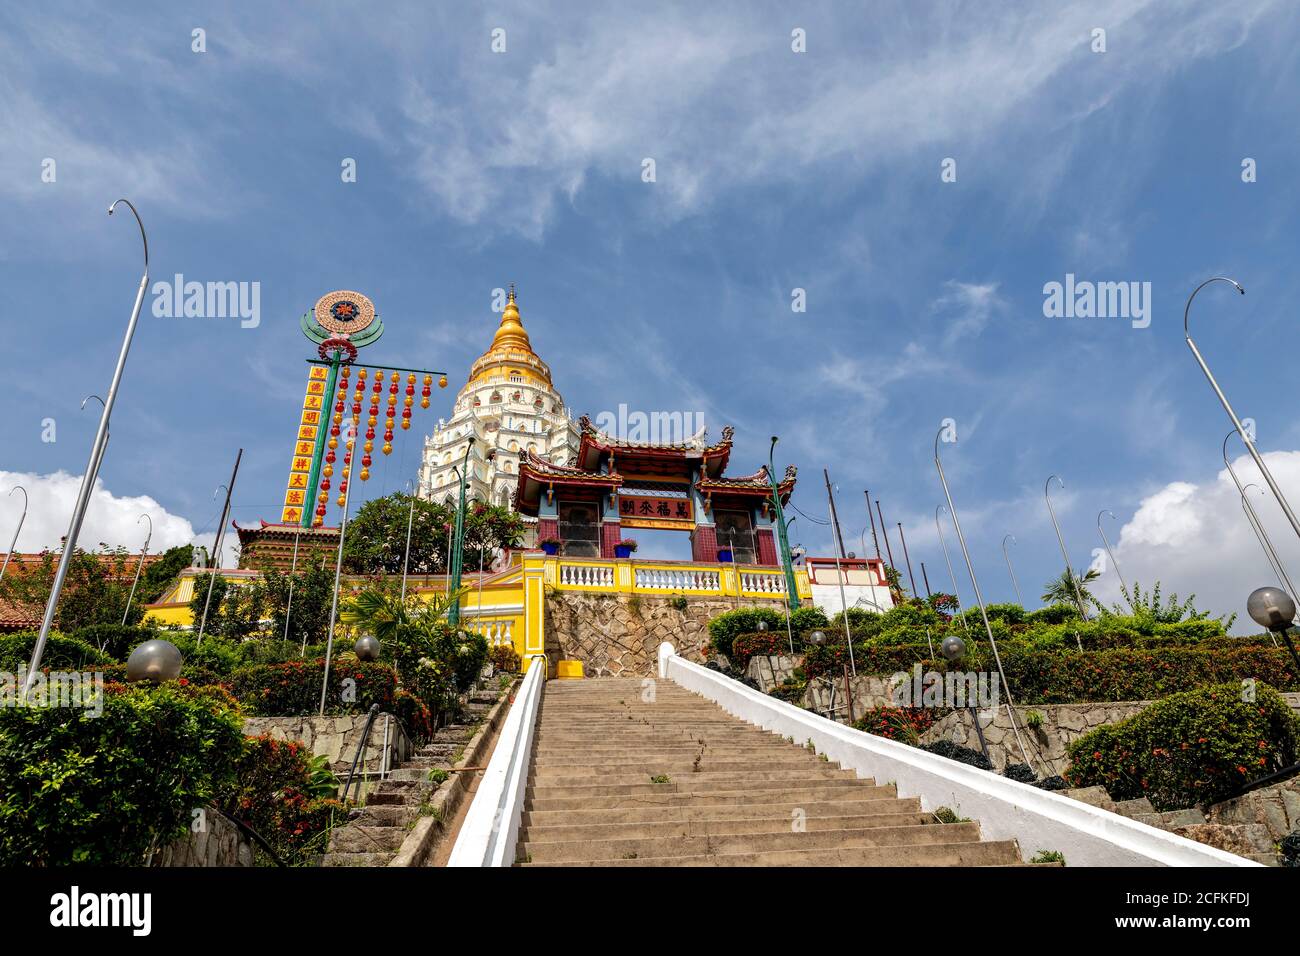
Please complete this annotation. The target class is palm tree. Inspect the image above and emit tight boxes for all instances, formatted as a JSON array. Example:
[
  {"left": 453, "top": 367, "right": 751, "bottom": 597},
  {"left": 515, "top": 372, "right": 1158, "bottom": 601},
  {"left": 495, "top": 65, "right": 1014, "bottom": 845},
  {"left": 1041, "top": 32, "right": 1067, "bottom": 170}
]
[{"left": 1041, "top": 567, "right": 1099, "bottom": 610}]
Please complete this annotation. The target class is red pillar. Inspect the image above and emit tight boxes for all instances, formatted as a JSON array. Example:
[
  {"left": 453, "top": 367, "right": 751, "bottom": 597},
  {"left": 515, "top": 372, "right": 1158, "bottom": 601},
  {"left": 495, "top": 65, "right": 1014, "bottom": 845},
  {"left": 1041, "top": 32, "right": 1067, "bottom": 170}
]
[
  {"left": 538, "top": 517, "right": 559, "bottom": 546},
  {"left": 756, "top": 527, "right": 778, "bottom": 566},
  {"left": 601, "top": 520, "right": 622, "bottom": 558}
]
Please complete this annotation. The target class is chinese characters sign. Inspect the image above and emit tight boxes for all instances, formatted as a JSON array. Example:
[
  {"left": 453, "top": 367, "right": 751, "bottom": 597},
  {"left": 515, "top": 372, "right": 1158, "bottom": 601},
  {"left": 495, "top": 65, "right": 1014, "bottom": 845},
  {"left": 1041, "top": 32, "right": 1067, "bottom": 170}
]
[
  {"left": 281, "top": 365, "right": 328, "bottom": 524},
  {"left": 618, "top": 493, "right": 694, "bottom": 530}
]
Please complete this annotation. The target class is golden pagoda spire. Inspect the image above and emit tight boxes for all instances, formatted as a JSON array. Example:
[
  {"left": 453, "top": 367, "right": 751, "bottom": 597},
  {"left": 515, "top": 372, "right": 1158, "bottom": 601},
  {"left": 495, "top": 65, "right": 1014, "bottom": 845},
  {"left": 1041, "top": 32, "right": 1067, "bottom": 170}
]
[{"left": 489, "top": 283, "right": 533, "bottom": 354}]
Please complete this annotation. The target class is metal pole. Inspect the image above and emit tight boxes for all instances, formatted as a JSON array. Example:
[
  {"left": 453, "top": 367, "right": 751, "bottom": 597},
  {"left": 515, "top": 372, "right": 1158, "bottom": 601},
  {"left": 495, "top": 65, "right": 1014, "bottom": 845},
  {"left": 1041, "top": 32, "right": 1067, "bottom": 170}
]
[
  {"left": 897, "top": 521, "right": 918, "bottom": 597},
  {"left": 1225, "top": 432, "right": 1300, "bottom": 617},
  {"left": 934, "top": 428, "right": 1033, "bottom": 768},
  {"left": 400, "top": 479, "right": 417, "bottom": 603},
  {"left": 1186, "top": 277, "right": 1300, "bottom": 545},
  {"left": 448, "top": 438, "right": 476, "bottom": 625},
  {"left": 1000, "top": 534, "right": 1023, "bottom": 607},
  {"left": 767, "top": 438, "right": 800, "bottom": 611},
  {"left": 1096, "top": 510, "right": 1132, "bottom": 611},
  {"left": 1240, "top": 485, "right": 1284, "bottom": 647},
  {"left": 24, "top": 200, "right": 147, "bottom": 696},
  {"left": 825, "top": 489, "right": 856, "bottom": 676},
  {"left": 121, "top": 513, "right": 152, "bottom": 625},
  {"left": 319, "top": 427, "right": 358, "bottom": 715},
  {"left": 876, "top": 500, "right": 896, "bottom": 573},
  {"left": 920, "top": 561, "right": 932, "bottom": 601},
  {"left": 864, "top": 490, "right": 881, "bottom": 562},
  {"left": 823, "top": 469, "right": 846, "bottom": 559},
  {"left": 280, "top": 528, "right": 301, "bottom": 654},
  {"left": 935, "top": 505, "right": 970, "bottom": 634},
  {"left": 0, "top": 486, "right": 28, "bottom": 584},
  {"left": 1045, "top": 475, "right": 1091, "bottom": 624},
  {"left": 197, "top": 450, "right": 242, "bottom": 645},
  {"left": 443, "top": 476, "right": 456, "bottom": 597}
]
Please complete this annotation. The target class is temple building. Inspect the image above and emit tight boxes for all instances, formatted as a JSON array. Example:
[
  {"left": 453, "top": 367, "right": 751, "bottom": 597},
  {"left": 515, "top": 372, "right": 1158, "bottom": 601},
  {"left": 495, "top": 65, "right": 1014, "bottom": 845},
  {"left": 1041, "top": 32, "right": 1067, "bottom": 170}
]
[
  {"left": 514, "top": 416, "right": 797, "bottom": 563},
  {"left": 417, "top": 288, "right": 580, "bottom": 520}
]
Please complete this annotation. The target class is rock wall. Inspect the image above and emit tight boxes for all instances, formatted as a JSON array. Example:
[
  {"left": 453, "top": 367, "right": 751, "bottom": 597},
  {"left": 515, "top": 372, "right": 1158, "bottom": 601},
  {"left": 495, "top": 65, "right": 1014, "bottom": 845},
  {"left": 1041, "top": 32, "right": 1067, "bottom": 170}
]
[
  {"left": 544, "top": 593, "right": 790, "bottom": 677},
  {"left": 153, "top": 810, "right": 254, "bottom": 867},
  {"left": 243, "top": 712, "right": 412, "bottom": 773}
]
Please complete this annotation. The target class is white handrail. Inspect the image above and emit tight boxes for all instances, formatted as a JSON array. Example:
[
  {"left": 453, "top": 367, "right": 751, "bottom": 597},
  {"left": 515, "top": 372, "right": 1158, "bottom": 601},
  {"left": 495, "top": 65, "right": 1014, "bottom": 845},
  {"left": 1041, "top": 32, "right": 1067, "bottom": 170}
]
[
  {"left": 447, "top": 656, "right": 547, "bottom": 867},
  {"left": 657, "top": 642, "right": 1260, "bottom": 868}
]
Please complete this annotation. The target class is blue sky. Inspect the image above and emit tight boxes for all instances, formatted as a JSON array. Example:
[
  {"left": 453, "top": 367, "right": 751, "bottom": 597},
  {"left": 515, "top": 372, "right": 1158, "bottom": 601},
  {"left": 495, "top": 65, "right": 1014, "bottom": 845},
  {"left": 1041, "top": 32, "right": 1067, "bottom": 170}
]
[{"left": 4, "top": 1, "right": 1300, "bottom": 628}]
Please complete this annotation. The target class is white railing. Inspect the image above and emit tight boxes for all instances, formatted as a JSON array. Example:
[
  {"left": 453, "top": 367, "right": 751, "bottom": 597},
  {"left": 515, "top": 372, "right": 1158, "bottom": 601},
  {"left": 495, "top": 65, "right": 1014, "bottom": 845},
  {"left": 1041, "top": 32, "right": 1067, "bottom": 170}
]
[
  {"left": 634, "top": 566, "right": 721, "bottom": 592},
  {"left": 558, "top": 563, "right": 615, "bottom": 589},
  {"left": 469, "top": 619, "right": 514, "bottom": 646},
  {"left": 739, "top": 570, "right": 785, "bottom": 594},
  {"left": 657, "top": 642, "right": 1261, "bottom": 868},
  {"left": 447, "top": 655, "right": 546, "bottom": 867}
]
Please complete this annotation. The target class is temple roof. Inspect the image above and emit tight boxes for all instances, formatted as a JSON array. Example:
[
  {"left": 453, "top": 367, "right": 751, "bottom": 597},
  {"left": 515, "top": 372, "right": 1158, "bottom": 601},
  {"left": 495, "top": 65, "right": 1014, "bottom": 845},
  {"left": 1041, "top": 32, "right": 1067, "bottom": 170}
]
[
  {"left": 467, "top": 286, "right": 554, "bottom": 387},
  {"left": 698, "top": 463, "right": 797, "bottom": 503},
  {"left": 575, "top": 416, "right": 733, "bottom": 475}
]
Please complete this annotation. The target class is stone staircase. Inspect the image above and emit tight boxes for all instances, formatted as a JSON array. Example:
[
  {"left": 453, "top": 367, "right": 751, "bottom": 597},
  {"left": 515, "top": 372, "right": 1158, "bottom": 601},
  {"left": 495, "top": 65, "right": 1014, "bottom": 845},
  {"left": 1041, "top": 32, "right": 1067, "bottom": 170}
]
[
  {"left": 517, "top": 678, "right": 1038, "bottom": 866},
  {"left": 322, "top": 689, "right": 498, "bottom": 866}
]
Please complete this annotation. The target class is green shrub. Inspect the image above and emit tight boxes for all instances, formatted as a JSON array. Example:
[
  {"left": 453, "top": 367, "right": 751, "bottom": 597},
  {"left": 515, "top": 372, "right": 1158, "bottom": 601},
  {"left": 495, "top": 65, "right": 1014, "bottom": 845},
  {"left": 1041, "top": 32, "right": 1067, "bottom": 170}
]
[
  {"left": 230, "top": 659, "right": 397, "bottom": 716},
  {"left": 731, "top": 631, "right": 796, "bottom": 668},
  {"left": 70, "top": 623, "right": 159, "bottom": 661},
  {"left": 707, "top": 608, "right": 784, "bottom": 660},
  {"left": 435, "top": 629, "right": 489, "bottom": 693},
  {"left": 1026, "top": 604, "right": 1080, "bottom": 626},
  {"left": 853, "top": 706, "right": 942, "bottom": 745},
  {"left": 219, "top": 734, "right": 346, "bottom": 865},
  {"left": 0, "top": 631, "right": 108, "bottom": 672},
  {"left": 1066, "top": 682, "right": 1300, "bottom": 810},
  {"left": 393, "top": 688, "right": 435, "bottom": 740},
  {"left": 488, "top": 644, "right": 520, "bottom": 673},
  {"left": 0, "top": 682, "right": 245, "bottom": 865}
]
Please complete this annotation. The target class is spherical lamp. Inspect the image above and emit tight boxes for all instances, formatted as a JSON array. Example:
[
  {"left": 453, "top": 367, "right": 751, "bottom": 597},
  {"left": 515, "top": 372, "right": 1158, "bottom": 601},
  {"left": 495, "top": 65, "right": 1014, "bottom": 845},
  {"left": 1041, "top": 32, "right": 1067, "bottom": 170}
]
[
  {"left": 1247, "top": 586, "right": 1296, "bottom": 633},
  {"left": 354, "top": 634, "right": 381, "bottom": 662},
  {"left": 806, "top": 630, "right": 828, "bottom": 648},
  {"left": 940, "top": 634, "right": 966, "bottom": 662},
  {"left": 126, "top": 639, "right": 183, "bottom": 683}
]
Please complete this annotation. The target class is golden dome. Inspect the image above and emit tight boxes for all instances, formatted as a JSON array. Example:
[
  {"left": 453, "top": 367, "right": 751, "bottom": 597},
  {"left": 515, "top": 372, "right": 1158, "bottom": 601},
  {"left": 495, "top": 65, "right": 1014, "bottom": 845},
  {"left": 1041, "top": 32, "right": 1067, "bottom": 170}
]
[{"left": 467, "top": 285, "right": 553, "bottom": 387}]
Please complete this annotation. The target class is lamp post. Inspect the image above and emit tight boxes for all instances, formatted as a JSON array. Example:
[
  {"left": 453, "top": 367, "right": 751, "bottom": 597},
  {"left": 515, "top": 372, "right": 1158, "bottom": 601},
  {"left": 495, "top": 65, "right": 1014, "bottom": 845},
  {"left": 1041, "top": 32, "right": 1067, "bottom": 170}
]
[
  {"left": 0, "top": 486, "right": 28, "bottom": 584},
  {"left": 1096, "top": 510, "right": 1132, "bottom": 612},
  {"left": 197, "top": 449, "right": 243, "bottom": 645},
  {"left": 24, "top": 200, "right": 148, "bottom": 698},
  {"left": 319, "top": 423, "right": 358, "bottom": 716},
  {"left": 1246, "top": 586, "right": 1300, "bottom": 673},
  {"left": 767, "top": 437, "right": 800, "bottom": 611},
  {"left": 1223, "top": 429, "right": 1300, "bottom": 622},
  {"left": 121, "top": 513, "right": 152, "bottom": 626},
  {"left": 400, "top": 479, "right": 417, "bottom": 603},
  {"left": 933, "top": 427, "right": 1032, "bottom": 768},
  {"left": 1000, "top": 534, "right": 1023, "bottom": 607},
  {"left": 1185, "top": 277, "right": 1300, "bottom": 549},
  {"left": 1240, "top": 485, "right": 1284, "bottom": 649},
  {"left": 1045, "top": 475, "right": 1090, "bottom": 628},
  {"left": 448, "top": 437, "right": 476, "bottom": 625},
  {"left": 939, "top": 634, "right": 992, "bottom": 763},
  {"left": 935, "top": 505, "right": 970, "bottom": 634}
]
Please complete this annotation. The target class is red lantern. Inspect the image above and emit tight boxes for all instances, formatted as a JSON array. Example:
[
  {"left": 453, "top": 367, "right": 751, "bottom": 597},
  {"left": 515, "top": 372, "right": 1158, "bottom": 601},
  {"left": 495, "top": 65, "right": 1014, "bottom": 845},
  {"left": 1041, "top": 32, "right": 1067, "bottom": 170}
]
[
  {"left": 335, "top": 401, "right": 344, "bottom": 413},
  {"left": 384, "top": 428, "right": 394, "bottom": 442},
  {"left": 320, "top": 478, "right": 331, "bottom": 491},
  {"left": 330, "top": 425, "right": 340, "bottom": 437},
  {"left": 326, "top": 450, "right": 336, "bottom": 464},
  {"left": 362, "top": 453, "right": 372, "bottom": 467},
  {"left": 401, "top": 407, "right": 412, "bottom": 419}
]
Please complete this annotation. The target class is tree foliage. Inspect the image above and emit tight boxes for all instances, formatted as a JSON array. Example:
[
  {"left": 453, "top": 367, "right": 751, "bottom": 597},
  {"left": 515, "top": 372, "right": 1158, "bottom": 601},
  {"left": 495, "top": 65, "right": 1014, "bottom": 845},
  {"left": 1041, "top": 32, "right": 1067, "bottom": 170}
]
[
  {"left": 341, "top": 492, "right": 525, "bottom": 575},
  {"left": 0, "top": 547, "right": 143, "bottom": 631}
]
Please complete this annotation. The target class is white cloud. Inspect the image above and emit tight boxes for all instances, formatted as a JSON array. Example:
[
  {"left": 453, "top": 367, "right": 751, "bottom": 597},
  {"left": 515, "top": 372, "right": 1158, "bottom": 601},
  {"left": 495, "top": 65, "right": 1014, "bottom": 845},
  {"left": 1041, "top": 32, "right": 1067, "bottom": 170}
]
[
  {"left": 1098, "top": 450, "right": 1300, "bottom": 632},
  {"left": 0, "top": 470, "right": 234, "bottom": 565}
]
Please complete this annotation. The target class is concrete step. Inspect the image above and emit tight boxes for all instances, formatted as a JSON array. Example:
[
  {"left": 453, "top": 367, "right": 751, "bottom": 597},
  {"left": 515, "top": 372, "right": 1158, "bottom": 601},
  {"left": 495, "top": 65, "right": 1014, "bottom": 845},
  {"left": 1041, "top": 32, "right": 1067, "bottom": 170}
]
[
  {"left": 327, "top": 825, "right": 409, "bottom": 854},
  {"left": 522, "top": 821, "right": 984, "bottom": 863},
  {"left": 527, "top": 783, "right": 897, "bottom": 813},
  {"left": 527, "top": 772, "right": 867, "bottom": 799},
  {"left": 530, "top": 767, "right": 855, "bottom": 788},
  {"left": 520, "top": 810, "right": 932, "bottom": 843},
  {"left": 521, "top": 839, "right": 1024, "bottom": 867},
  {"left": 351, "top": 804, "right": 418, "bottom": 827},
  {"left": 531, "top": 756, "right": 832, "bottom": 773},
  {"left": 522, "top": 796, "right": 921, "bottom": 828},
  {"left": 321, "top": 851, "right": 395, "bottom": 867}
]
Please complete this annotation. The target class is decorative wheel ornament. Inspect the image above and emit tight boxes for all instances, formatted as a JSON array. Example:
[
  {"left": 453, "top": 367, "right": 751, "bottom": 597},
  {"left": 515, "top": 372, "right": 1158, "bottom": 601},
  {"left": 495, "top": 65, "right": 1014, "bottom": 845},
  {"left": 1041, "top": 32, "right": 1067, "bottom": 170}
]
[
  {"left": 318, "top": 335, "right": 358, "bottom": 363},
  {"left": 314, "top": 290, "right": 377, "bottom": 336}
]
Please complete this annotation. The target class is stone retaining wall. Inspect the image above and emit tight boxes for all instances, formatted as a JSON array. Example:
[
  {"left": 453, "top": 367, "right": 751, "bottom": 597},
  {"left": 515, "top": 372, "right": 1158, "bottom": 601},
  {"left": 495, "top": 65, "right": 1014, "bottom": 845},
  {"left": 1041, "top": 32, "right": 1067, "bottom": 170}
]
[
  {"left": 154, "top": 810, "right": 254, "bottom": 867},
  {"left": 545, "top": 593, "right": 791, "bottom": 677},
  {"left": 243, "top": 712, "right": 412, "bottom": 773}
]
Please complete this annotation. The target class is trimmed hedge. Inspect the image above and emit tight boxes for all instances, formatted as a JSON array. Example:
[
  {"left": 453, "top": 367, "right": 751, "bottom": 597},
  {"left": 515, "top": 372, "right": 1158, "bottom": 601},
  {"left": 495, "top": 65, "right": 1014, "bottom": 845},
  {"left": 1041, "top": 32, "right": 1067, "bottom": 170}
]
[
  {"left": 1066, "top": 681, "right": 1300, "bottom": 810},
  {"left": 70, "top": 623, "right": 158, "bottom": 661},
  {"left": 0, "top": 631, "right": 109, "bottom": 672},
  {"left": 853, "top": 706, "right": 943, "bottom": 745},
  {"left": 230, "top": 659, "right": 398, "bottom": 716},
  {"left": 0, "top": 681, "right": 245, "bottom": 865},
  {"left": 707, "top": 608, "right": 784, "bottom": 660}
]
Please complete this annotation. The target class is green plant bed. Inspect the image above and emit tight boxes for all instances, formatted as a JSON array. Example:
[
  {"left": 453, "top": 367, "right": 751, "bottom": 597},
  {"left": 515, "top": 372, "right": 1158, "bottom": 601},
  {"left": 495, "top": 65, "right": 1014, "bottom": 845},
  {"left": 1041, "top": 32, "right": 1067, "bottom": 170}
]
[
  {"left": 230, "top": 659, "right": 398, "bottom": 716},
  {"left": 0, "top": 682, "right": 245, "bottom": 866},
  {"left": 1066, "top": 681, "right": 1300, "bottom": 810},
  {"left": 0, "top": 631, "right": 110, "bottom": 672}
]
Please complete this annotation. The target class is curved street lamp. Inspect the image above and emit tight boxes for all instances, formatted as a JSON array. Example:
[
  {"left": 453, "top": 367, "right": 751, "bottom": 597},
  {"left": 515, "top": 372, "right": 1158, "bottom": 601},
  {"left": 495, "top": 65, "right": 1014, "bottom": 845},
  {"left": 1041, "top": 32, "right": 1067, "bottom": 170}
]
[
  {"left": 1096, "top": 509, "right": 1132, "bottom": 612},
  {"left": 1240, "top": 484, "right": 1283, "bottom": 648},
  {"left": 1045, "top": 475, "right": 1090, "bottom": 627},
  {"left": 934, "top": 428, "right": 1032, "bottom": 767},
  {"left": 1185, "top": 277, "right": 1300, "bottom": 546},
  {"left": 25, "top": 200, "right": 149, "bottom": 699},
  {"left": 1224, "top": 428, "right": 1300, "bottom": 624},
  {"left": 935, "top": 504, "right": 970, "bottom": 634},
  {"left": 121, "top": 513, "right": 153, "bottom": 626},
  {"left": 1000, "top": 533, "right": 1022, "bottom": 608},
  {"left": 0, "top": 486, "right": 28, "bottom": 584}
]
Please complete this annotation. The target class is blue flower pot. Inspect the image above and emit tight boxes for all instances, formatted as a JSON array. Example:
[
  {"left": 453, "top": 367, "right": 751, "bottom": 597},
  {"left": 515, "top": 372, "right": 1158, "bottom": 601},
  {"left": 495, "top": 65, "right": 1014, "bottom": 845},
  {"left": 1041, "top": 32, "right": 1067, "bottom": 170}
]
[
  {"left": 717, "top": 548, "right": 733, "bottom": 563},
  {"left": 614, "top": 545, "right": 633, "bottom": 558},
  {"left": 541, "top": 542, "right": 559, "bottom": 555}
]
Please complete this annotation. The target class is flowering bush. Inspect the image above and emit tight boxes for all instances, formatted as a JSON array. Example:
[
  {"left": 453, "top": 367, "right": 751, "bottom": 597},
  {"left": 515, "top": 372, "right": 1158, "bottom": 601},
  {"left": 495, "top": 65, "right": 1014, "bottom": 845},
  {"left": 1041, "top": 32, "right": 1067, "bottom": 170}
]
[
  {"left": 707, "top": 608, "right": 784, "bottom": 660},
  {"left": 488, "top": 644, "right": 520, "bottom": 673},
  {"left": 219, "top": 734, "right": 346, "bottom": 865},
  {"left": 731, "top": 631, "right": 796, "bottom": 668},
  {"left": 853, "top": 706, "right": 943, "bottom": 745},
  {"left": 230, "top": 659, "right": 397, "bottom": 716},
  {"left": 1066, "top": 681, "right": 1300, "bottom": 810}
]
